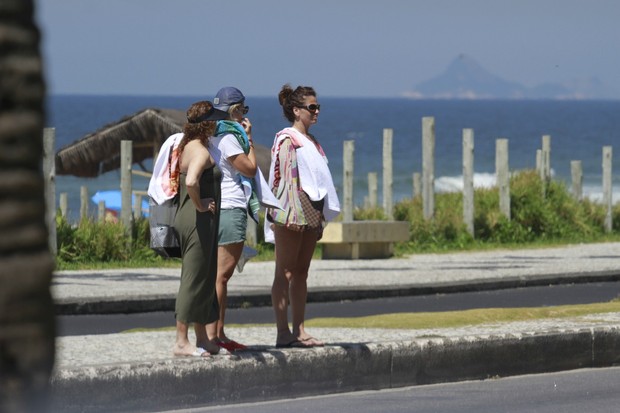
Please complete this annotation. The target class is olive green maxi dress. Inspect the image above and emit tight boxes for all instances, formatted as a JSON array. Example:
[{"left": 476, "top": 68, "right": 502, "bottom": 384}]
[{"left": 174, "top": 166, "right": 221, "bottom": 324}]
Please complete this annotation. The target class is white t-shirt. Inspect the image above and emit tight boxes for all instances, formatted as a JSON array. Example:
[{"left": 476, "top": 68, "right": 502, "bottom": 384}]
[{"left": 209, "top": 133, "right": 246, "bottom": 210}]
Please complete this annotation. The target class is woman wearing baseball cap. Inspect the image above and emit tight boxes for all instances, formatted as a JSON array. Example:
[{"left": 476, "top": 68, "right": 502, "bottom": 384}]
[{"left": 206, "top": 86, "right": 257, "bottom": 352}]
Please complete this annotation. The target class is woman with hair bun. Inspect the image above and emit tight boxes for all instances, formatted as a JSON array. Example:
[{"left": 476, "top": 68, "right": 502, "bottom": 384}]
[
  {"left": 265, "top": 84, "right": 340, "bottom": 348},
  {"left": 172, "top": 100, "right": 229, "bottom": 357}
]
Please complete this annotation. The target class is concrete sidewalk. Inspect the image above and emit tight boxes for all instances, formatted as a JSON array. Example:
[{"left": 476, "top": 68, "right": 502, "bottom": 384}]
[{"left": 50, "top": 243, "right": 620, "bottom": 412}]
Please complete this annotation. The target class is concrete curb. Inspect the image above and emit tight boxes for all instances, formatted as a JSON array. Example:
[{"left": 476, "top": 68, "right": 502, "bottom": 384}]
[
  {"left": 49, "top": 326, "right": 620, "bottom": 413},
  {"left": 54, "top": 270, "right": 620, "bottom": 315}
]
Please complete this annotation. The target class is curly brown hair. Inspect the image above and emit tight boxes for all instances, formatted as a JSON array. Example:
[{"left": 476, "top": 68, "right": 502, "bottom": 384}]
[
  {"left": 178, "top": 101, "right": 219, "bottom": 156},
  {"left": 278, "top": 84, "right": 316, "bottom": 122}
]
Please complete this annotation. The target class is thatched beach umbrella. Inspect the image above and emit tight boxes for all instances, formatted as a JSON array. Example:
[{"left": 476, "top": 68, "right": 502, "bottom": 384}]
[{"left": 55, "top": 108, "right": 271, "bottom": 178}]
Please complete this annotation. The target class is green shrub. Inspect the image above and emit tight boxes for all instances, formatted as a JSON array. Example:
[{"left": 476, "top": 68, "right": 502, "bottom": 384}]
[
  {"left": 56, "top": 214, "right": 163, "bottom": 267},
  {"left": 55, "top": 169, "right": 620, "bottom": 268},
  {"left": 391, "top": 169, "right": 620, "bottom": 253},
  {"left": 354, "top": 207, "right": 387, "bottom": 221}
]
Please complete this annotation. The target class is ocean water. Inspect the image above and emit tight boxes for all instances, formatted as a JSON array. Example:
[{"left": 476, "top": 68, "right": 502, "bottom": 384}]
[{"left": 47, "top": 95, "right": 620, "bottom": 220}]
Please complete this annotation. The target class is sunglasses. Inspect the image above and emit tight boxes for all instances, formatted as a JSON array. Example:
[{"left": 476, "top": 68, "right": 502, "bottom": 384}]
[
  {"left": 297, "top": 104, "right": 321, "bottom": 113},
  {"left": 238, "top": 106, "right": 249, "bottom": 115}
]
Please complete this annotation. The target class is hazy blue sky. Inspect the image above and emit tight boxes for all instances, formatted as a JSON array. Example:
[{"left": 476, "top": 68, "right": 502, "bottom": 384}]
[{"left": 36, "top": 0, "right": 620, "bottom": 98}]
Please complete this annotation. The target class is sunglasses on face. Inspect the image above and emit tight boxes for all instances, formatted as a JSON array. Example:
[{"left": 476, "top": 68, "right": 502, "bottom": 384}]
[
  {"left": 297, "top": 103, "right": 321, "bottom": 113},
  {"left": 233, "top": 105, "right": 249, "bottom": 115}
]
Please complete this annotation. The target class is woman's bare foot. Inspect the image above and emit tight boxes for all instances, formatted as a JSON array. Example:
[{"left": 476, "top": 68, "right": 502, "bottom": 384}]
[
  {"left": 173, "top": 343, "right": 209, "bottom": 357},
  {"left": 299, "top": 335, "right": 325, "bottom": 347}
]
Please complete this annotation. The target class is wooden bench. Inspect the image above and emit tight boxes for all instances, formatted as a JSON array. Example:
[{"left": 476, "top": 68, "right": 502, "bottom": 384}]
[{"left": 318, "top": 221, "right": 410, "bottom": 259}]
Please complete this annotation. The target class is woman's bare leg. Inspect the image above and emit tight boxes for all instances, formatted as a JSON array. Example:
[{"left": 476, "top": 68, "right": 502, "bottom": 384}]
[
  {"left": 213, "top": 242, "right": 243, "bottom": 341},
  {"left": 173, "top": 321, "right": 210, "bottom": 356},
  {"left": 272, "top": 226, "right": 321, "bottom": 346},
  {"left": 289, "top": 230, "right": 319, "bottom": 342},
  {"left": 272, "top": 225, "right": 303, "bottom": 345}
]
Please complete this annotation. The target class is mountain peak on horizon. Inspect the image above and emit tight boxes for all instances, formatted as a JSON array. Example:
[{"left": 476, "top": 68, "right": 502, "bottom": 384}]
[
  {"left": 406, "top": 54, "right": 526, "bottom": 99},
  {"left": 446, "top": 53, "right": 485, "bottom": 73},
  {"left": 404, "top": 55, "right": 617, "bottom": 100}
]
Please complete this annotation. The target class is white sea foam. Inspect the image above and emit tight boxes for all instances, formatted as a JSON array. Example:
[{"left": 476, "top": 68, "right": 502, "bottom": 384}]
[
  {"left": 435, "top": 173, "right": 620, "bottom": 204},
  {"left": 435, "top": 172, "right": 497, "bottom": 192}
]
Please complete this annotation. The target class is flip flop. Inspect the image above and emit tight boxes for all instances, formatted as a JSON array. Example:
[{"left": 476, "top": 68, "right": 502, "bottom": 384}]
[
  {"left": 174, "top": 346, "right": 209, "bottom": 357},
  {"left": 228, "top": 340, "right": 248, "bottom": 351},
  {"left": 275, "top": 339, "right": 311, "bottom": 349},
  {"left": 218, "top": 340, "right": 248, "bottom": 352}
]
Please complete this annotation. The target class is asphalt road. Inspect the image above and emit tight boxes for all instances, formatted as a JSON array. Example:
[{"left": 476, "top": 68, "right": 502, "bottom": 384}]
[
  {"left": 155, "top": 366, "right": 620, "bottom": 413},
  {"left": 56, "top": 281, "right": 620, "bottom": 336}
]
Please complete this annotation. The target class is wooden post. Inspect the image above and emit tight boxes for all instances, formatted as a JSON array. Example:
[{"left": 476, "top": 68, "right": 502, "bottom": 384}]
[
  {"left": 462, "top": 128, "right": 474, "bottom": 236},
  {"left": 602, "top": 146, "right": 613, "bottom": 233},
  {"left": 98, "top": 200, "right": 105, "bottom": 223},
  {"left": 133, "top": 193, "right": 143, "bottom": 219},
  {"left": 343, "top": 140, "right": 355, "bottom": 222},
  {"left": 536, "top": 149, "right": 542, "bottom": 177},
  {"left": 368, "top": 172, "right": 378, "bottom": 208},
  {"left": 542, "top": 135, "right": 551, "bottom": 182},
  {"left": 570, "top": 160, "right": 583, "bottom": 201},
  {"left": 59, "top": 192, "right": 68, "bottom": 218},
  {"left": 120, "top": 140, "right": 133, "bottom": 238},
  {"left": 496, "top": 139, "right": 510, "bottom": 220},
  {"left": 541, "top": 135, "right": 551, "bottom": 196},
  {"left": 43, "top": 127, "right": 57, "bottom": 255},
  {"left": 422, "top": 117, "right": 435, "bottom": 220},
  {"left": 412, "top": 172, "right": 421, "bottom": 199},
  {"left": 382, "top": 128, "right": 394, "bottom": 221},
  {"left": 80, "top": 185, "right": 89, "bottom": 221}
]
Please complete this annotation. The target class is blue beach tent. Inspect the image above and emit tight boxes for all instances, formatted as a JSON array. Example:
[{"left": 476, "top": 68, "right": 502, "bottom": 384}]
[{"left": 91, "top": 190, "right": 150, "bottom": 217}]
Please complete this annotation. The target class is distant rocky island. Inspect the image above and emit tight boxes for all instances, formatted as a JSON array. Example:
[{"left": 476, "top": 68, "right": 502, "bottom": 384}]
[{"left": 404, "top": 54, "right": 617, "bottom": 100}]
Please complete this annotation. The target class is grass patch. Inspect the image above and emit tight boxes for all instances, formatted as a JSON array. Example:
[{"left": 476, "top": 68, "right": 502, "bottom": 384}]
[
  {"left": 121, "top": 300, "right": 620, "bottom": 334},
  {"left": 304, "top": 301, "right": 620, "bottom": 329}
]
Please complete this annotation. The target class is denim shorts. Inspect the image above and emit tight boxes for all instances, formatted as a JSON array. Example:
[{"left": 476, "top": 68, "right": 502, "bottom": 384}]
[{"left": 218, "top": 208, "right": 247, "bottom": 245}]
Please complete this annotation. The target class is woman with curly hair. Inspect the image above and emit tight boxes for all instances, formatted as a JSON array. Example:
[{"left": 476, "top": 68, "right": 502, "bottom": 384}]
[{"left": 172, "top": 101, "right": 229, "bottom": 357}]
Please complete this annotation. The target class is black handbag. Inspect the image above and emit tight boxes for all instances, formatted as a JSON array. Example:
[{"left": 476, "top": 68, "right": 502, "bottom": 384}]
[{"left": 149, "top": 195, "right": 181, "bottom": 258}]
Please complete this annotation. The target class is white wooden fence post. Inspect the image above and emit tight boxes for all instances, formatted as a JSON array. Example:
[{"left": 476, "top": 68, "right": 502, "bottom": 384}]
[
  {"left": 382, "top": 128, "right": 394, "bottom": 221},
  {"left": 570, "top": 160, "right": 583, "bottom": 201},
  {"left": 602, "top": 146, "right": 613, "bottom": 233},
  {"left": 496, "top": 139, "right": 510, "bottom": 220},
  {"left": 422, "top": 117, "right": 435, "bottom": 220},
  {"left": 462, "top": 128, "right": 474, "bottom": 236},
  {"left": 59, "top": 192, "right": 68, "bottom": 218},
  {"left": 412, "top": 172, "right": 421, "bottom": 199},
  {"left": 120, "top": 140, "right": 133, "bottom": 238},
  {"left": 98, "top": 200, "right": 106, "bottom": 223},
  {"left": 43, "top": 127, "right": 57, "bottom": 255},
  {"left": 80, "top": 186, "right": 89, "bottom": 221},
  {"left": 368, "top": 172, "right": 378, "bottom": 208},
  {"left": 343, "top": 140, "right": 355, "bottom": 222}
]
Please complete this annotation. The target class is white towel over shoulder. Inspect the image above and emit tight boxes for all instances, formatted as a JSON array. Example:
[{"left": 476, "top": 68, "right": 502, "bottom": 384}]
[
  {"left": 280, "top": 127, "right": 341, "bottom": 221},
  {"left": 148, "top": 133, "right": 182, "bottom": 205}
]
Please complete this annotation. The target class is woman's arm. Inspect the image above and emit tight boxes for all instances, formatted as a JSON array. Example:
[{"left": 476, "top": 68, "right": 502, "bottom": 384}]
[{"left": 228, "top": 146, "right": 257, "bottom": 178}]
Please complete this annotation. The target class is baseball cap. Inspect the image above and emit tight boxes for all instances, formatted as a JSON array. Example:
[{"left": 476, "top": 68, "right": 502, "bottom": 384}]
[{"left": 213, "top": 87, "right": 245, "bottom": 112}]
